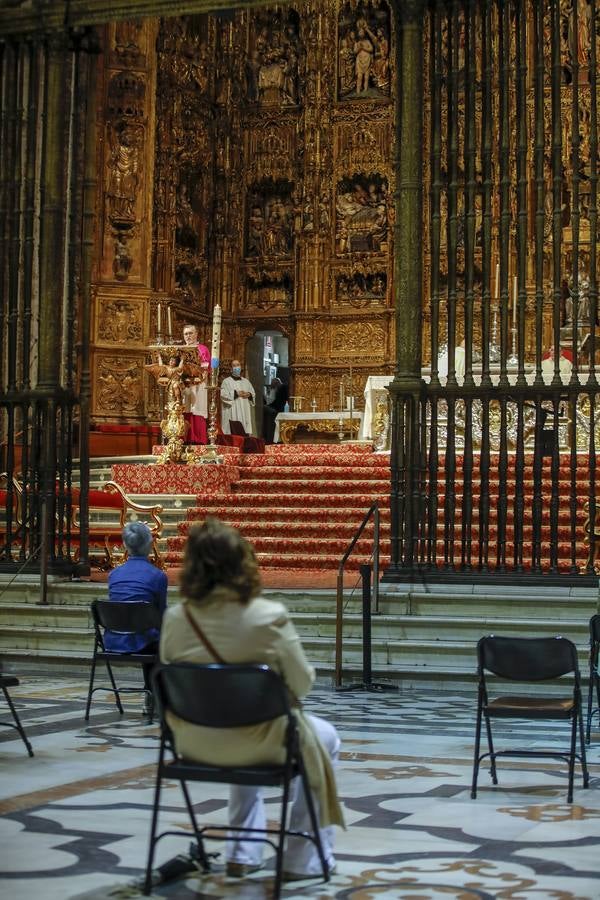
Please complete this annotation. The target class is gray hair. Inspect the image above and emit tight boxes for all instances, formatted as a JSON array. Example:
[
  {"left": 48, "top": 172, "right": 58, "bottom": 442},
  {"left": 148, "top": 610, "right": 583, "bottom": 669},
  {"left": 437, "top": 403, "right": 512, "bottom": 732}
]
[{"left": 122, "top": 521, "right": 153, "bottom": 557}]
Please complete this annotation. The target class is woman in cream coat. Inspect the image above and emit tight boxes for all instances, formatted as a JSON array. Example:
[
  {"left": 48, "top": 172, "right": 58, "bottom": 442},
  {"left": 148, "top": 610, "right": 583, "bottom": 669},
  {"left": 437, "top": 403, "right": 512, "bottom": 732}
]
[{"left": 159, "top": 518, "right": 344, "bottom": 881}]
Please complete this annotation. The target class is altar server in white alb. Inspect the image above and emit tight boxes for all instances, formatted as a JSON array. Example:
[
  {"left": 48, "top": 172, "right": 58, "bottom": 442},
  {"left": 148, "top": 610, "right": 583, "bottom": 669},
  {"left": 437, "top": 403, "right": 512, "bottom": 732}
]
[{"left": 220, "top": 359, "right": 256, "bottom": 436}]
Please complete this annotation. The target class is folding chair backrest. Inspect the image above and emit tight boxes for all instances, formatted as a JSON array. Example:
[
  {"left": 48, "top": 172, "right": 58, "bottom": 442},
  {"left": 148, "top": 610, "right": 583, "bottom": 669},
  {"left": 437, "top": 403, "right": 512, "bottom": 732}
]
[
  {"left": 92, "top": 599, "right": 162, "bottom": 635},
  {"left": 154, "top": 663, "right": 290, "bottom": 728},
  {"left": 478, "top": 635, "right": 578, "bottom": 681},
  {"left": 591, "top": 615, "right": 600, "bottom": 646}
]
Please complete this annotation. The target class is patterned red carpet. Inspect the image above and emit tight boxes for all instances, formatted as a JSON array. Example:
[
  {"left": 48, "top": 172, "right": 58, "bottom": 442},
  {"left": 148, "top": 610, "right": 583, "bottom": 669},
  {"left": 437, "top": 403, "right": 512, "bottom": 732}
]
[
  {"left": 165, "top": 443, "right": 390, "bottom": 573},
  {"left": 157, "top": 445, "right": 593, "bottom": 575}
]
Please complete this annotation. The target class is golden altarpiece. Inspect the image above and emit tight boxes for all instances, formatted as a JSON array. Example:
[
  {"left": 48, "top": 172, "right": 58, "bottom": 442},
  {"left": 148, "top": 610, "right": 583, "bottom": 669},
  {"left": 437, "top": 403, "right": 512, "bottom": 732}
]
[
  {"left": 90, "top": 3, "right": 396, "bottom": 427},
  {"left": 90, "top": 2, "right": 599, "bottom": 453}
]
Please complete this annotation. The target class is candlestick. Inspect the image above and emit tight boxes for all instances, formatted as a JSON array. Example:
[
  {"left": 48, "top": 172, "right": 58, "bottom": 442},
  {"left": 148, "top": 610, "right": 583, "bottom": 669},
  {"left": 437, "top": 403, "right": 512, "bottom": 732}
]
[
  {"left": 211, "top": 304, "right": 222, "bottom": 361},
  {"left": 157, "top": 302, "right": 162, "bottom": 334}
]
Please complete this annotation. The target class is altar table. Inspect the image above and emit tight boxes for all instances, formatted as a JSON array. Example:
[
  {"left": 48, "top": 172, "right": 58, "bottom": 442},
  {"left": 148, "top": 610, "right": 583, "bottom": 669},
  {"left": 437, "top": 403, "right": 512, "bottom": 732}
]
[{"left": 274, "top": 411, "right": 363, "bottom": 444}]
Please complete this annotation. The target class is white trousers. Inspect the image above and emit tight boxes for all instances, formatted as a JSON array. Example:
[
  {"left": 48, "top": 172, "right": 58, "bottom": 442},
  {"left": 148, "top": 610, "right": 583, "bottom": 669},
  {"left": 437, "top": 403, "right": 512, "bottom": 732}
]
[{"left": 226, "top": 713, "right": 339, "bottom": 875}]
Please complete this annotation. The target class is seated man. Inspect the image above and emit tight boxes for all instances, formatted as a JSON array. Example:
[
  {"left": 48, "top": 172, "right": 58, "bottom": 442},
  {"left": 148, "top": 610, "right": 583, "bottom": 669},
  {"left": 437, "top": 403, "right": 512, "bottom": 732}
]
[
  {"left": 106, "top": 521, "right": 168, "bottom": 704},
  {"left": 220, "top": 359, "right": 256, "bottom": 436}
]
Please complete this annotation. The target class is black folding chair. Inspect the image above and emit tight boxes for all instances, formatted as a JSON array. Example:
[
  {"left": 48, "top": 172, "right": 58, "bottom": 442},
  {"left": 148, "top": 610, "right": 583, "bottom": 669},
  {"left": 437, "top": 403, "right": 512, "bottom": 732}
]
[
  {"left": 85, "top": 599, "right": 161, "bottom": 723},
  {"left": 0, "top": 674, "right": 34, "bottom": 757},
  {"left": 586, "top": 614, "right": 600, "bottom": 744},
  {"left": 471, "top": 635, "right": 589, "bottom": 803},
  {"left": 144, "top": 663, "right": 329, "bottom": 899}
]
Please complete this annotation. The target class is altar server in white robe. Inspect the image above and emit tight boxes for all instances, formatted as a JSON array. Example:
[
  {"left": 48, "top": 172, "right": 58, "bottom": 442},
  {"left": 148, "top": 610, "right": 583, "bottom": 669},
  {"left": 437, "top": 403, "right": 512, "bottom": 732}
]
[{"left": 221, "top": 359, "right": 256, "bottom": 436}]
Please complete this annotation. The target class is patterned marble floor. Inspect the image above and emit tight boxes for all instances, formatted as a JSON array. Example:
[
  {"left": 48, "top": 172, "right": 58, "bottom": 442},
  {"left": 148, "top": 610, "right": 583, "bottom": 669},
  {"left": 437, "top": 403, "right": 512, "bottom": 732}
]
[{"left": 1, "top": 676, "right": 600, "bottom": 899}]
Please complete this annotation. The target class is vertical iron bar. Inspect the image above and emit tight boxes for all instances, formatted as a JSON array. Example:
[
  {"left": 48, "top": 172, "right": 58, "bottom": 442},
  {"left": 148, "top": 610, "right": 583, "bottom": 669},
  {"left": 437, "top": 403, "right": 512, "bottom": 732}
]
[
  {"left": 570, "top": 0, "right": 581, "bottom": 378},
  {"left": 550, "top": 0, "right": 563, "bottom": 383},
  {"left": 429, "top": 1, "right": 442, "bottom": 386},
  {"left": 589, "top": 0, "right": 598, "bottom": 383},
  {"left": 498, "top": 0, "right": 511, "bottom": 384},
  {"left": 360, "top": 564, "right": 372, "bottom": 687},
  {"left": 531, "top": 395, "right": 543, "bottom": 573},
  {"left": 427, "top": 396, "right": 439, "bottom": 569},
  {"left": 463, "top": 0, "right": 476, "bottom": 385},
  {"left": 533, "top": 0, "right": 545, "bottom": 386},
  {"left": 497, "top": 397, "right": 508, "bottom": 572},
  {"left": 480, "top": 0, "right": 493, "bottom": 388},
  {"left": 549, "top": 393, "right": 560, "bottom": 572},
  {"left": 447, "top": 1, "right": 458, "bottom": 384},
  {"left": 515, "top": 0, "right": 528, "bottom": 384},
  {"left": 22, "top": 42, "right": 38, "bottom": 392}
]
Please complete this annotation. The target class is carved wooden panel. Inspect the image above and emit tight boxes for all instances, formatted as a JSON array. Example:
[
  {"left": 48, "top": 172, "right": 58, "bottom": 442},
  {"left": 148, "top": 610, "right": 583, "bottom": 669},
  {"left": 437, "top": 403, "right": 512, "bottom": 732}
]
[{"left": 92, "top": 352, "right": 146, "bottom": 418}]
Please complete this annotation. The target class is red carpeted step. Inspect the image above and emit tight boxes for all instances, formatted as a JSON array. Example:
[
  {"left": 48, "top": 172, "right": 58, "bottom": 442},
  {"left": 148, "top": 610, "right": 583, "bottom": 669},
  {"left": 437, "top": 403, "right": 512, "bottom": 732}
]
[
  {"left": 186, "top": 505, "right": 392, "bottom": 523},
  {"left": 239, "top": 454, "right": 392, "bottom": 469},
  {"left": 194, "top": 492, "right": 390, "bottom": 509},
  {"left": 167, "top": 533, "right": 391, "bottom": 557},
  {"left": 234, "top": 478, "right": 391, "bottom": 494},
  {"left": 164, "top": 548, "right": 389, "bottom": 571},
  {"left": 177, "top": 519, "right": 391, "bottom": 539},
  {"left": 236, "top": 465, "right": 392, "bottom": 480}
]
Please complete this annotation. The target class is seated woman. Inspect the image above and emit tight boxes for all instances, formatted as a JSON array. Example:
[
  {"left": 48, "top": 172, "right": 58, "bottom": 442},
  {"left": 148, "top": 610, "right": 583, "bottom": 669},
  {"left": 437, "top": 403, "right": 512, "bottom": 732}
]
[
  {"left": 106, "top": 521, "right": 168, "bottom": 702},
  {"left": 159, "top": 518, "right": 344, "bottom": 881}
]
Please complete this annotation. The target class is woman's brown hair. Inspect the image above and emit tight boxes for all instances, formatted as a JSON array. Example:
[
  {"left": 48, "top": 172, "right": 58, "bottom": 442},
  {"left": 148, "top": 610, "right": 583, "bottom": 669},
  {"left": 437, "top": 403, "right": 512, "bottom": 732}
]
[{"left": 179, "top": 517, "right": 261, "bottom": 604}]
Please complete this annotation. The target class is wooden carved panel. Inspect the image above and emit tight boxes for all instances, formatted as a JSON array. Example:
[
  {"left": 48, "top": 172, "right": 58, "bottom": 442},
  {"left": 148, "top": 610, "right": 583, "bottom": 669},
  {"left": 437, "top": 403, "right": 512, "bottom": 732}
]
[
  {"left": 330, "top": 320, "right": 387, "bottom": 359},
  {"left": 93, "top": 353, "right": 145, "bottom": 418},
  {"left": 96, "top": 296, "right": 144, "bottom": 345}
]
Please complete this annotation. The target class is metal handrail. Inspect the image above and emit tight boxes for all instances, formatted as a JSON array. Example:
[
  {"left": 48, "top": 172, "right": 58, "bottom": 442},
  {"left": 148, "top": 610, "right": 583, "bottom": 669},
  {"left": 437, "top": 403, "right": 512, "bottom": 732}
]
[{"left": 334, "top": 502, "right": 380, "bottom": 688}]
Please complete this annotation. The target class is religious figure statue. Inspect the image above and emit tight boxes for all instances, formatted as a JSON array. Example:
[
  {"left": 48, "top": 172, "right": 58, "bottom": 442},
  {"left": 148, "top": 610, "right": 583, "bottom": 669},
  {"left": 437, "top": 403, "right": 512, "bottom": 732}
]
[
  {"left": 249, "top": 16, "right": 301, "bottom": 106},
  {"left": 568, "top": 0, "right": 592, "bottom": 69},
  {"left": 353, "top": 23, "right": 374, "bottom": 93},
  {"left": 336, "top": 177, "right": 388, "bottom": 253},
  {"left": 337, "top": 5, "right": 391, "bottom": 99},
  {"left": 107, "top": 123, "right": 141, "bottom": 221}
]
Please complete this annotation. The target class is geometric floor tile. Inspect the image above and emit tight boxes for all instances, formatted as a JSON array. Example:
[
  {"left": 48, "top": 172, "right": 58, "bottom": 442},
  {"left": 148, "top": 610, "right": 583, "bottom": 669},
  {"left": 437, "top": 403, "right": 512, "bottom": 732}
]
[{"left": 1, "top": 677, "right": 600, "bottom": 899}]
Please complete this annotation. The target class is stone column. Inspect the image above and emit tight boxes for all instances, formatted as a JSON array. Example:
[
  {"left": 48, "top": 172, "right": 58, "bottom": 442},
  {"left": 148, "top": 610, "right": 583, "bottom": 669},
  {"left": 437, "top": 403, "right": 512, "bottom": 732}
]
[{"left": 386, "top": 0, "right": 425, "bottom": 580}]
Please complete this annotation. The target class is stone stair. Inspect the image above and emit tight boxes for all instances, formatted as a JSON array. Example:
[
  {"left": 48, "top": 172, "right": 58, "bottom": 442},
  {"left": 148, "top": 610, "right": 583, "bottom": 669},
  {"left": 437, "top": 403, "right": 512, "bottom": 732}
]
[{"left": 0, "top": 580, "right": 596, "bottom": 690}]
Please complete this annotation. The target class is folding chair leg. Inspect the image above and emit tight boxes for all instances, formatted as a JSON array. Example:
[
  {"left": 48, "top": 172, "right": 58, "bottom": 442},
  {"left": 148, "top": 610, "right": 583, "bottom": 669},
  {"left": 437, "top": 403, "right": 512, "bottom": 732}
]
[
  {"left": 567, "top": 714, "right": 578, "bottom": 803},
  {"left": 2, "top": 686, "right": 34, "bottom": 757},
  {"left": 471, "top": 704, "right": 483, "bottom": 799},
  {"left": 144, "top": 744, "right": 165, "bottom": 895},
  {"left": 180, "top": 780, "right": 210, "bottom": 872},
  {"left": 104, "top": 659, "right": 124, "bottom": 715},
  {"left": 586, "top": 664, "right": 594, "bottom": 744},
  {"left": 578, "top": 706, "right": 590, "bottom": 789},
  {"left": 484, "top": 714, "right": 498, "bottom": 784},
  {"left": 274, "top": 770, "right": 292, "bottom": 900},
  {"left": 85, "top": 655, "right": 97, "bottom": 721},
  {"left": 298, "top": 766, "right": 329, "bottom": 882}
]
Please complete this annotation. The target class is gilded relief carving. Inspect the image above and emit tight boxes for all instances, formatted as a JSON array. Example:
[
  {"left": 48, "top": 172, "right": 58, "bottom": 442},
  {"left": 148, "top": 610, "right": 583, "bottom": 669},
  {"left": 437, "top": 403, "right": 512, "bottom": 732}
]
[
  {"left": 247, "top": 9, "right": 302, "bottom": 106},
  {"left": 243, "top": 267, "right": 293, "bottom": 310},
  {"left": 114, "top": 20, "right": 144, "bottom": 62},
  {"left": 337, "top": 1, "right": 391, "bottom": 100},
  {"left": 296, "top": 321, "right": 313, "bottom": 357},
  {"left": 335, "top": 173, "right": 389, "bottom": 254},
  {"left": 97, "top": 299, "right": 143, "bottom": 344},
  {"left": 96, "top": 356, "right": 144, "bottom": 416},
  {"left": 246, "top": 180, "right": 295, "bottom": 258},
  {"left": 336, "top": 270, "right": 387, "bottom": 306},
  {"left": 331, "top": 321, "right": 386, "bottom": 356},
  {"left": 106, "top": 121, "right": 142, "bottom": 217}
]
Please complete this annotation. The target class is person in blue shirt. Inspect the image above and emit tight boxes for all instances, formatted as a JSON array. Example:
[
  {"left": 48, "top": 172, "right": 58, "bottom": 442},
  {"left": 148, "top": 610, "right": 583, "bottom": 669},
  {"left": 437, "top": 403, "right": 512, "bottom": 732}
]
[{"left": 106, "top": 521, "right": 168, "bottom": 698}]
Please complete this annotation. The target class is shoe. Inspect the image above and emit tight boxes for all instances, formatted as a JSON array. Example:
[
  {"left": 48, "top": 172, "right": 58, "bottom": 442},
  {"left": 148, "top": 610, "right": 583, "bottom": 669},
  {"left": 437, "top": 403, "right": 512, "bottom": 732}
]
[
  {"left": 283, "top": 864, "right": 336, "bottom": 882},
  {"left": 226, "top": 861, "right": 263, "bottom": 878}
]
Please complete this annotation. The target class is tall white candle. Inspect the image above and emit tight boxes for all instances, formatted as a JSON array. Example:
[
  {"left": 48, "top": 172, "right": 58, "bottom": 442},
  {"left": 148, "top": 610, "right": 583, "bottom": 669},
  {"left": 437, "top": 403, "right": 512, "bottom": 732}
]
[
  {"left": 512, "top": 276, "right": 518, "bottom": 326},
  {"left": 211, "top": 304, "right": 222, "bottom": 360},
  {"left": 494, "top": 263, "right": 500, "bottom": 301},
  {"left": 157, "top": 302, "right": 162, "bottom": 334},
  {"left": 339, "top": 380, "right": 344, "bottom": 412},
  {"left": 167, "top": 306, "right": 173, "bottom": 337}
]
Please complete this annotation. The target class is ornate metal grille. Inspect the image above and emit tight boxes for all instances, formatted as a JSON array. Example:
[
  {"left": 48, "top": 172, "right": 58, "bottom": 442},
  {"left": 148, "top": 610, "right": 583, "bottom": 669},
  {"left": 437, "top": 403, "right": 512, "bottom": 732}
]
[{"left": 389, "top": 0, "right": 600, "bottom": 583}]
